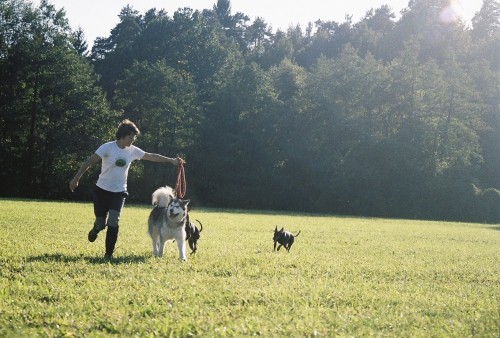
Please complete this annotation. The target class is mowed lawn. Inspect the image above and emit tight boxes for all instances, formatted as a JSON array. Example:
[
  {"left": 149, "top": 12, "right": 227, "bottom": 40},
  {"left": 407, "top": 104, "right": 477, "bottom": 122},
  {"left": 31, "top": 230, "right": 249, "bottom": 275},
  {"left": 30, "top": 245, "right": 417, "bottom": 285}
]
[{"left": 0, "top": 199, "right": 498, "bottom": 337}]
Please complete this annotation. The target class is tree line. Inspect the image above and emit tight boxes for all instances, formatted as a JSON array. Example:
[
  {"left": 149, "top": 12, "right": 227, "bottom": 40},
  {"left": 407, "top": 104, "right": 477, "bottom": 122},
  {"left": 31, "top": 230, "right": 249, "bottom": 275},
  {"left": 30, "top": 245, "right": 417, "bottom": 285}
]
[{"left": 1, "top": 0, "right": 499, "bottom": 222}]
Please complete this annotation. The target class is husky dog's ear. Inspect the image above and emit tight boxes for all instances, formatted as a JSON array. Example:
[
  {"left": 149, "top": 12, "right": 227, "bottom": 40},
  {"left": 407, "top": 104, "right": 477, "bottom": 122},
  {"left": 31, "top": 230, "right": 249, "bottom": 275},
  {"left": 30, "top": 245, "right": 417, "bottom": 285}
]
[
  {"left": 181, "top": 199, "right": 190, "bottom": 207},
  {"left": 274, "top": 226, "right": 278, "bottom": 232},
  {"left": 280, "top": 227, "right": 284, "bottom": 232}
]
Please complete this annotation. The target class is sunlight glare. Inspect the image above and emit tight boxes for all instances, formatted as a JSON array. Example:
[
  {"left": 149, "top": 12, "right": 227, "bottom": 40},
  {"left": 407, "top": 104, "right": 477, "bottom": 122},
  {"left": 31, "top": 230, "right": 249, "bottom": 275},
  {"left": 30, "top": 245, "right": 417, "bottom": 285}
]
[{"left": 439, "top": 0, "right": 464, "bottom": 23}]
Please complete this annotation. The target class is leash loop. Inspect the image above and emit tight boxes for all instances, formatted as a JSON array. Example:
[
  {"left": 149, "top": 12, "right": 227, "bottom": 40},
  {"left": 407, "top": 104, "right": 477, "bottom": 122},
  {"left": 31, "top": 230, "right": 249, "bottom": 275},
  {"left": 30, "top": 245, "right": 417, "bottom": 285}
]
[{"left": 175, "top": 157, "right": 186, "bottom": 198}]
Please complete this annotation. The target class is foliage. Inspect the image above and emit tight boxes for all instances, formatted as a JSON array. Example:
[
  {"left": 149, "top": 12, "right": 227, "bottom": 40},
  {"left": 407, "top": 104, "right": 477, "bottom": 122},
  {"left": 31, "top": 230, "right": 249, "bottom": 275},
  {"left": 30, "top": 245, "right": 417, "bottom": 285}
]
[
  {"left": 113, "top": 59, "right": 200, "bottom": 197},
  {"left": 0, "top": 199, "right": 498, "bottom": 336},
  {"left": 1, "top": 0, "right": 499, "bottom": 222},
  {"left": 0, "top": 0, "right": 117, "bottom": 200}
]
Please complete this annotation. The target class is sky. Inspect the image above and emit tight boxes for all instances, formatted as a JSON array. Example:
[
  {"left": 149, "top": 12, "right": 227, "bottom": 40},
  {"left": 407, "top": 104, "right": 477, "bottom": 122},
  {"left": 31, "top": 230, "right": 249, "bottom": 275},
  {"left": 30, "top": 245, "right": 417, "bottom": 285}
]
[{"left": 34, "top": 0, "right": 483, "bottom": 45}]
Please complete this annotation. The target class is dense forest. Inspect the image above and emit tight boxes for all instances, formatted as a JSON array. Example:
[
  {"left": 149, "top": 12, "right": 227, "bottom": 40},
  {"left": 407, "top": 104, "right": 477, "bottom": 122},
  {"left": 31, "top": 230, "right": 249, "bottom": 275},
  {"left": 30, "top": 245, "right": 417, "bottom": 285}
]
[{"left": 1, "top": 0, "right": 499, "bottom": 222}]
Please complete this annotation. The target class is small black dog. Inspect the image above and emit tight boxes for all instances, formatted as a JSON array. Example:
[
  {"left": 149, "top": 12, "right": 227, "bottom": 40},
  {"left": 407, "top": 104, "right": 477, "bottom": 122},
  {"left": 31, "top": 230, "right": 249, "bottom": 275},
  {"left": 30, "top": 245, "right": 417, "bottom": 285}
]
[
  {"left": 273, "top": 226, "right": 301, "bottom": 252},
  {"left": 185, "top": 215, "right": 203, "bottom": 254}
]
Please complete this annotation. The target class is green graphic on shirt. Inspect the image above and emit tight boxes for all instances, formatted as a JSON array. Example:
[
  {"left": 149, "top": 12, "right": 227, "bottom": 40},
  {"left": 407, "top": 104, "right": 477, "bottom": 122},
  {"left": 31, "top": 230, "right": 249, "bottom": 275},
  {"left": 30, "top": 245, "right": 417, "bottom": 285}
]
[{"left": 115, "top": 158, "right": 126, "bottom": 167}]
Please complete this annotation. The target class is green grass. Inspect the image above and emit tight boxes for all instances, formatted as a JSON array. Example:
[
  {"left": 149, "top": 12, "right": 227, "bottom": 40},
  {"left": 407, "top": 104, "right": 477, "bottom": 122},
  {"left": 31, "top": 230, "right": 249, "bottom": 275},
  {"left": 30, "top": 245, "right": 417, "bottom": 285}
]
[{"left": 0, "top": 199, "right": 498, "bottom": 337}]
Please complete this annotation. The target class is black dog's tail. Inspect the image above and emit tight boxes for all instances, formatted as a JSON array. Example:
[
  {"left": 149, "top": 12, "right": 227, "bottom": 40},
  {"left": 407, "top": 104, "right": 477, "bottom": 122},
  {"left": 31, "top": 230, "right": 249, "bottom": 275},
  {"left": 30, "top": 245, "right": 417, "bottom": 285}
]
[
  {"left": 294, "top": 230, "right": 301, "bottom": 237},
  {"left": 196, "top": 219, "right": 203, "bottom": 232}
]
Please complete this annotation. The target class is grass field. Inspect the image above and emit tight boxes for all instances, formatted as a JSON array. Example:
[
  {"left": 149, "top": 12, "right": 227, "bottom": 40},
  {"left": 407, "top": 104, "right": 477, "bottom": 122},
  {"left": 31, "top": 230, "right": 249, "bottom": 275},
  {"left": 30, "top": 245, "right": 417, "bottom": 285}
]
[{"left": 0, "top": 198, "right": 498, "bottom": 337}]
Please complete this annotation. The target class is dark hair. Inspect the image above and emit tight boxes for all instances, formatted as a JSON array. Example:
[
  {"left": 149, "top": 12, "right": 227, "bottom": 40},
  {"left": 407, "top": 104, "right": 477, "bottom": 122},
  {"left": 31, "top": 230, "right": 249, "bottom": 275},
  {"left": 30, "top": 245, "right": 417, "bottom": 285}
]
[{"left": 116, "top": 119, "right": 140, "bottom": 140}]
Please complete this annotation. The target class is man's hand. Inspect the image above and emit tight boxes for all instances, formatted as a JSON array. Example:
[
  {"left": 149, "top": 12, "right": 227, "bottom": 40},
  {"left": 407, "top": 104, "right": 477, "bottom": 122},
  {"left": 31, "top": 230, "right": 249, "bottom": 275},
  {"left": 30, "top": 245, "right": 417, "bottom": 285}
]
[
  {"left": 69, "top": 179, "right": 79, "bottom": 192},
  {"left": 175, "top": 157, "right": 185, "bottom": 166}
]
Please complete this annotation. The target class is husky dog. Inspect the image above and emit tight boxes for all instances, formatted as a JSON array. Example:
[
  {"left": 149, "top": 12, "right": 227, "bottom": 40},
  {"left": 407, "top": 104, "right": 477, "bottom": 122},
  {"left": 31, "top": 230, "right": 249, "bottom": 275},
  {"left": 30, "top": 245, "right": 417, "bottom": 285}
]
[
  {"left": 273, "top": 226, "right": 301, "bottom": 252},
  {"left": 185, "top": 216, "right": 203, "bottom": 254},
  {"left": 148, "top": 186, "right": 190, "bottom": 260}
]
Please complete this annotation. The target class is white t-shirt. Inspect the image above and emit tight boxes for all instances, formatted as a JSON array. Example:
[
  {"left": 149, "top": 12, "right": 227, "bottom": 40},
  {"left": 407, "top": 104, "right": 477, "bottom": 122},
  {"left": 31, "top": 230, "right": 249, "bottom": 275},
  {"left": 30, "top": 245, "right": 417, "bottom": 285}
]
[{"left": 95, "top": 141, "right": 145, "bottom": 192}]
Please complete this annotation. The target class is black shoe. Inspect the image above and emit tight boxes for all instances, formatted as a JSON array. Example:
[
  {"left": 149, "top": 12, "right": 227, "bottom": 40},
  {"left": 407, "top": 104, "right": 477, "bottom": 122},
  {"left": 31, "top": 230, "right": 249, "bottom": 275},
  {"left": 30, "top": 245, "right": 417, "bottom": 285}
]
[
  {"left": 104, "top": 253, "right": 113, "bottom": 260},
  {"left": 88, "top": 228, "right": 99, "bottom": 242}
]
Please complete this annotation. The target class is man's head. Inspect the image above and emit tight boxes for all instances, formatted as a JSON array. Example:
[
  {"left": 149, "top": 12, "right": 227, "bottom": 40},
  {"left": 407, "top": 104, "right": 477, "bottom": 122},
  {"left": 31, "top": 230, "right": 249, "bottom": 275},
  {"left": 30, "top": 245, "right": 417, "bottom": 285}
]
[{"left": 116, "top": 119, "right": 140, "bottom": 140}]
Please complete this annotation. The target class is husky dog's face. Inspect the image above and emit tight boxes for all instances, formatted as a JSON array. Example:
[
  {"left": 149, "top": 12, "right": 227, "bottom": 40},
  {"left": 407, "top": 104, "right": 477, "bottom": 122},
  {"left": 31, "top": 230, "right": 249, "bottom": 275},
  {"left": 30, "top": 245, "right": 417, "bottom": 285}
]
[{"left": 167, "top": 198, "right": 190, "bottom": 222}]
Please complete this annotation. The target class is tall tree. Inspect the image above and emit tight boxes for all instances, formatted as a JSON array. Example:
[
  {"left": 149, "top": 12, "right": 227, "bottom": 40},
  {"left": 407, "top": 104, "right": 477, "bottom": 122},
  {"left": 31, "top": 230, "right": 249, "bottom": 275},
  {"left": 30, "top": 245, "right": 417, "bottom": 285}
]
[
  {"left": 194, "top": 62, "right": 281, "bottom": 207},
  {"left": 385, "top": 0, "right": 471, "bottom": 62},
  {"left": 71, "top": 27, "right": 89, "bottom": 57},
  {"left": 204, "top": 0, "right": 249, "bottom": 52},
  {"left": 303, "top": 46, "right": 392, "bottom": 213},
  {"left": 113, "top": 60, "right": 199, "bottom": 198},
  {"left": 353, "top": 5, "right": 396, "bottom": 60},
  {"left": 0, "top": 0, "right": 115, "bottom": 198},
  {"left": 470, "top": 1, "right": 500, "bottom": 190},
  {"left": 471, "top": 0, "right": 500, "bottom": 39},
  {"left": 245, "top": 17, "right": 273, "bottom": 50},
  {"left": 91, "top": 5, "right": 142, "bottom": 96}
]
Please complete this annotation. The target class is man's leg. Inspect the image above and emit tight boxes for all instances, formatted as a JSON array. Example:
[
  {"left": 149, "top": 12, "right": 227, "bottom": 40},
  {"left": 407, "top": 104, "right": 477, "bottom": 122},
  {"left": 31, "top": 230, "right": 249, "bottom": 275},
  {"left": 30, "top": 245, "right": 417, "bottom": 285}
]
[
  {"left": 89, "top": 187, "right": 109, "bottom": 242},
  {"left": 104, "top": 192, "right": 127, "bottom": 258},
  {"left": 105, "top": 210, "right": 120, "bottom": 257}
]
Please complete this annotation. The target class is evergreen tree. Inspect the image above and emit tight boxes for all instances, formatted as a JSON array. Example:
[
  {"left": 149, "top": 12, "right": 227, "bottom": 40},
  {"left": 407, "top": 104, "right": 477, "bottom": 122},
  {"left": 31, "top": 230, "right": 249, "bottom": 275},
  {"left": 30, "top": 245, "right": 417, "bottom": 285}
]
[
  {"left": 71, "top": 27, "right": 89, "bottom": 57},
  {"left": 472, "top": 0, "right": 500, "bottom": 39},
  {"left": 113, "top": 59, "right": 199, "bottom": 199},
  {"left": 0, "top": 0, "right": 116, "bottom": 198}
]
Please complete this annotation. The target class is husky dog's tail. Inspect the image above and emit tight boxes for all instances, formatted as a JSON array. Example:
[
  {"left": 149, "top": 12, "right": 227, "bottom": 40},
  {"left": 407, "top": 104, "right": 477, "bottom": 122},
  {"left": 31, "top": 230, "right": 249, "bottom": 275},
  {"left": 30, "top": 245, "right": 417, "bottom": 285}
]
[
  {"left": 294, "top": 230, "right": 301, "bottom": 237},
  {"left": 151, "top": 186, "right": 176, "bottom": 208}
]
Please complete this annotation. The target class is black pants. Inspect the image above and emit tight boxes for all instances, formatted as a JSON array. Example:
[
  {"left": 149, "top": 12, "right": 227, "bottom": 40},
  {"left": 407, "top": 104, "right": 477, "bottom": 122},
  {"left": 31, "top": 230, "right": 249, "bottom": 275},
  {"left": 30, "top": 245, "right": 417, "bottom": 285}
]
[
  {"left": 93, "top": 186, "right": 128, "bottom": 219},
  {"left": 93, "top": 186, "right": 128, "bottom": 255}
]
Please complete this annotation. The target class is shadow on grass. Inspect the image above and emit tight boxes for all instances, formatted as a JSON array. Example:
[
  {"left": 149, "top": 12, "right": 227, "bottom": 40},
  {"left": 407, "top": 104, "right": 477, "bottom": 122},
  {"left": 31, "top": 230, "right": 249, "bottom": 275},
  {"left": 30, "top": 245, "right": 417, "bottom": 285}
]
[
  {"left": 27, "top": 253, "right": 149, "bottom": 265},
  {"left": 480, "top": 224, "right": 500, "bottom": 231},
  {"left": 85, "top": 254, "right": 149, "bottom": 265}
]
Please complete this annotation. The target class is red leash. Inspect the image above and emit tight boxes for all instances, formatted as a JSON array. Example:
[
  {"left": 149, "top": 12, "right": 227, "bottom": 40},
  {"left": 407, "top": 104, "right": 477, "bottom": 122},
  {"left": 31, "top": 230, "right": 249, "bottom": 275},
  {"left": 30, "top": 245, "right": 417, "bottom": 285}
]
[{"left": 175, "top": 157, "right": 186, "bottom": 198}]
